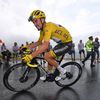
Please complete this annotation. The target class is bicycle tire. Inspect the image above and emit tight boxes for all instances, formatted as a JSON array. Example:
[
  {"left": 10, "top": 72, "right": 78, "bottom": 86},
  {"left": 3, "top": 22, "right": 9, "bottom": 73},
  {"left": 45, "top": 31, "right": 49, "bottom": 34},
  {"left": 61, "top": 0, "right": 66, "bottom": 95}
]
[
  {"left": 55, "top": 61, "right": 82, "bottom": 87},
  {"left": 3, "top": 63, "right": 40, "bottom": 92}
]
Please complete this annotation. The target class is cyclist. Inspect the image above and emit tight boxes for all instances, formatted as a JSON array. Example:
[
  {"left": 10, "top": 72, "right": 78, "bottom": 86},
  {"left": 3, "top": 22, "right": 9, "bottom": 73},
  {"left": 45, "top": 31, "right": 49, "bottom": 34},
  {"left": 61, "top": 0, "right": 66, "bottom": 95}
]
[{"left": 23, "top": 10, "right": 72, "bottom": 81}]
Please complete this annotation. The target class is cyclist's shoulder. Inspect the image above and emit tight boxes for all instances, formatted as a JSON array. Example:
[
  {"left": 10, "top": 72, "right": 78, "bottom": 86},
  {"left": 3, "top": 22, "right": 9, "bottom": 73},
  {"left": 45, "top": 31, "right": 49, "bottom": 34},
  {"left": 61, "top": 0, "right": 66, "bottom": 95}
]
[
  {"left": 45, "top": 22, "right": 55, "bottom": 27},
  {"left": 43, "top": 22, "right": 55, "bottom": 31},
  {"left": 46, "top": 22, "right": 64, "bottom": 27}
]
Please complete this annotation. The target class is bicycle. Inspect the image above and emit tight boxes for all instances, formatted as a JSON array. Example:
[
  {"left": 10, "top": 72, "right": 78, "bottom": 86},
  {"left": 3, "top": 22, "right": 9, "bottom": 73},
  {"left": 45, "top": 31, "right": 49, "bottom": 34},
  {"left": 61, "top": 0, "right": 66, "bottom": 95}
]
[{"left": 3, "top": 47, "right": 82, "bottom": 92}]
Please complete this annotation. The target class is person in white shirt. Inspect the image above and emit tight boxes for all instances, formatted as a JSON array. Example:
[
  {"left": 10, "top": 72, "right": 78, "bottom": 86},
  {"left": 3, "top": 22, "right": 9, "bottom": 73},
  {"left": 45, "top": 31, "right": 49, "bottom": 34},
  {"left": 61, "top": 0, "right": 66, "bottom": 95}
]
[
  {"left": 78, "top": 40, "right": 85, "bottom": 61},
  {"left": 12, "top": 42, "right": 19, "bottom": 63}
]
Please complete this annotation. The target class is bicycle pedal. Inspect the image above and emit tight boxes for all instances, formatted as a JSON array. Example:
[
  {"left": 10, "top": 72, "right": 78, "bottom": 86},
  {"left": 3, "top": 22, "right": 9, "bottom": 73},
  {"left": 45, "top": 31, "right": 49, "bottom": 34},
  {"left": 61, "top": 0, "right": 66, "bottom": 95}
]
[
  {"left": 44, "top": 74, "right": 55, "bottom": 82},
  {"left": 43, "top": 79, "right": 47, "bottom": 82}
]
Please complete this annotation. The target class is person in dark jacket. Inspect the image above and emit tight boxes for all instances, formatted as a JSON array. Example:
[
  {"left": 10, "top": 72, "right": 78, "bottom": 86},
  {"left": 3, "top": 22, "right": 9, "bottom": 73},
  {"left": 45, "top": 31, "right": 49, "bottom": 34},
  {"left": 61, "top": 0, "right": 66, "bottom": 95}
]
[{"left": 93, "top": 37, "right": 100, "bottom": 63}]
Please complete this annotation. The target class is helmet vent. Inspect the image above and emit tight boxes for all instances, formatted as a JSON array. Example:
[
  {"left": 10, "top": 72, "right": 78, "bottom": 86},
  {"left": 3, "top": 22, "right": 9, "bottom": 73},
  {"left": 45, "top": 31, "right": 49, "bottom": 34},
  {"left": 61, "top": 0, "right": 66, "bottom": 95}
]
[{"left": 35, "top": 11, "right": 40, "bottom": 15}]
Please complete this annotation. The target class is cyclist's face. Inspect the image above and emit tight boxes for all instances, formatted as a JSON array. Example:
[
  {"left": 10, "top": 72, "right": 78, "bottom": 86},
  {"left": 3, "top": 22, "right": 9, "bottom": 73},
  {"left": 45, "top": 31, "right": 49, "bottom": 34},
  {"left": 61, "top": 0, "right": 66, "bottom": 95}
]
[{"left": 32, "top": 18, "right": 43, "bottom": 31}]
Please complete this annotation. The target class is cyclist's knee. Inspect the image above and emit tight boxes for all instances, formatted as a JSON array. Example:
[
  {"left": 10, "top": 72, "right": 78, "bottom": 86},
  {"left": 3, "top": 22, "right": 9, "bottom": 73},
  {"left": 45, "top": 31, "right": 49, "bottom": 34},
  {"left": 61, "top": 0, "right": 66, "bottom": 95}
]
[
  {"left": 44, "top": 53, "right": 49, "bottom": 60},
  {"left": 44, "top": 52, "right": 52, "bottom": 60}
]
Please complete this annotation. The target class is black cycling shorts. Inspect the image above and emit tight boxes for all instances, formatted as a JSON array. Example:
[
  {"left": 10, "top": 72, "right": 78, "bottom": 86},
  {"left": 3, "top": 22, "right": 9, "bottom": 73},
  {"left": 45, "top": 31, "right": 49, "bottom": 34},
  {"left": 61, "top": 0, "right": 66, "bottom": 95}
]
[{"left": 52, "top": 41, "right": 72, "bottom": 57}]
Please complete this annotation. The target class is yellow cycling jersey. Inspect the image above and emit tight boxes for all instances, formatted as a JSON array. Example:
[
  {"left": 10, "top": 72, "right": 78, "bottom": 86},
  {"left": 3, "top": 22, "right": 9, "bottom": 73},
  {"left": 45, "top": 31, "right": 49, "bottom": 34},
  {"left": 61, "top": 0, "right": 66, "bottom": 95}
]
[{"left": 38, "top": 22, "right": 72, "bottom": 43}]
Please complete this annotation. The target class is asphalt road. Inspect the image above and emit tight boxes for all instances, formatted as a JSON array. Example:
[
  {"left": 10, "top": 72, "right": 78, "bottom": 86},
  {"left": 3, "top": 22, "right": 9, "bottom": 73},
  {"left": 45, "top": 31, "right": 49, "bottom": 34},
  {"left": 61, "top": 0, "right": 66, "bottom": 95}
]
[{"left": 0, "top": 60, "right": 100, "bottom": 100}]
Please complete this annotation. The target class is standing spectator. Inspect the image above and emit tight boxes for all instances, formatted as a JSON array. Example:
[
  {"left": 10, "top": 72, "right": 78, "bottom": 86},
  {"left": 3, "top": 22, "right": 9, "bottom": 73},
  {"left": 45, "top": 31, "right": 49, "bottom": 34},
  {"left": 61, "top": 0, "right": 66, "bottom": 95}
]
[
  {"left": 2, "top": 49, "right": 12, "bottom": 71},
  {"left": 19, "top": 44, "right": 24, "bottom": 50},
  {"left": 82, "top": 36, "right": 95, "bottom": 67},
  {"left": 5, "top": 49, "right": 11, "bottom": 64},
  {"left": 78, "top": 40, "right": 85, "bottom": 61},
  {"left": 0, "top": 39, "right": 3, "bottom": 45},
  {"left": 70, "top": 42, "right": 75, "bottom": 61},
  {"left": 93, "top": 37, "right": 100, "bottom": 63},
  {"left": 26, "top": 41, "right": 29, "bottom": 45},
  {"left": 12, "top": 42, "right": 19, "bottom": 63},
  {"left": 29, "top": 41, "right": 36, "bottom": 52},
  {"left": 3, "top": 49, "right": 11, "bottom": 71},
  {"left": 0, "top": 59, "right": 2, "bottom": 67},
  {"left": 19, "top": 44, "right": 24, "bottom": 58},
  {"left": 1, "top": 43, "right": 7, "bottom": 61}
]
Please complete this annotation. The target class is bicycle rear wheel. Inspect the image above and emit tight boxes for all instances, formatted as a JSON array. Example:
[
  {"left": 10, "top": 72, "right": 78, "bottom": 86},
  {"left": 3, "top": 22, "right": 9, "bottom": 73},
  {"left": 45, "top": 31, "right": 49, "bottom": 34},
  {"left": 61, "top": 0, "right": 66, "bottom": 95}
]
[
  {"left": 55, "top": 62, "right": 82, "bottom": 87},
  {"left": 3, "top": 63, "right": 40, "bottom": 92}
]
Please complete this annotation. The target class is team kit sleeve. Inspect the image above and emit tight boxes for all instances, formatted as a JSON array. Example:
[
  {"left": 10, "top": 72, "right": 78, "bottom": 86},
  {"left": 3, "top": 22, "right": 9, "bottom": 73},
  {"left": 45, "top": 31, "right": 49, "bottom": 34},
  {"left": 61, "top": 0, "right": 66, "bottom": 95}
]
[
  {"left": 38, "top": 31, "right": 44, "bottom": 43},
  {"left": 43, "top": 24, "right": 52, "bottom": 42}
]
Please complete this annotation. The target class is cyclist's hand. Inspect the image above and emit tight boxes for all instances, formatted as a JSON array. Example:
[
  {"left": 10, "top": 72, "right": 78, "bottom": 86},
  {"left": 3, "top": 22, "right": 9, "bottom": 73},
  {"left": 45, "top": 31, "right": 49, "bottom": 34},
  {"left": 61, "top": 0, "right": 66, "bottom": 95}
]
[{"left": 22, "top": 54, "right": 33, "bottom": 63}]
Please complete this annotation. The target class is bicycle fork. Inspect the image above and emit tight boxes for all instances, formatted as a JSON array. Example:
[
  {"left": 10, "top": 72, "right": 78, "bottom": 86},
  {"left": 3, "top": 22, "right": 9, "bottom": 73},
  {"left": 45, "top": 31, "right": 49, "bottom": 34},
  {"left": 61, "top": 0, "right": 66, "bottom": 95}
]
[{"left": 19, "top": 67, "right": 31, "bottom": 83}]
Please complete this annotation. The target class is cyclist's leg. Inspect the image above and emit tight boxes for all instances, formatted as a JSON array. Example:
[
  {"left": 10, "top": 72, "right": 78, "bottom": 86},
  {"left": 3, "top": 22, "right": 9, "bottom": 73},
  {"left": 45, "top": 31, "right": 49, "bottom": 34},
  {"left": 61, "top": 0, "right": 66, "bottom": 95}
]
[
  {"left": 44, "top": 51, "right": 63, "bottom": 81},
  {"left": 47, "top": 64, "right": 55, "bottom": 73},
  {"left": 44, "top": 42, "right": 72, "bottom": 80},
  {"left": 45, "top": 42, "right": 72, "bottom": 66},
  {"left": 44, "top": 51, "right": 58, "bottom": 68}
]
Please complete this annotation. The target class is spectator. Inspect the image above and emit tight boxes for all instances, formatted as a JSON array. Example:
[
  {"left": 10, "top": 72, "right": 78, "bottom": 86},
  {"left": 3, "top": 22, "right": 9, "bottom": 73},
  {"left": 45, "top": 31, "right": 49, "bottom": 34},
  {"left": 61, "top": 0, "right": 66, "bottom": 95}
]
[
  {"left": 29, "top": 41, "right": 36, "bottom": 52},
  {"left": 93, "top": 37, "right": 100, "bottom": 63},
  {"left": 70, "top": 42, "right": 75, "bottom": 61},
  {"left": 12, "top": 42, "right": 19, "bottom": 63},
  {"left": 82, "top": 36, "right": 95, "bottom": 67},
  {"left": 0, "top": 58, "right": 2, "bottom": 67},
  {"left": 19, "top": 44, "right": 24, "bottom": 58},
  {"left": 1, "top": 43, "right": 7, "bottom": 61},
  {"left": 78, "top": 40, "right": 85, "bottom": 61},
  {"left": 26, "top": 41, "right": 29, "bottom": 45},
  {"left": 5, "top": 49, "right": 11, "bottom": 65}
]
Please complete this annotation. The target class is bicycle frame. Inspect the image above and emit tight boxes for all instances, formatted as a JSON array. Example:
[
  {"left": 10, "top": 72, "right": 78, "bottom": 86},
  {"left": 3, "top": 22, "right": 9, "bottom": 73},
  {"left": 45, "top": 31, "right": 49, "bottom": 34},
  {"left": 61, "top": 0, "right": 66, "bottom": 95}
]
[
  {"left": 36, "top": 53, "right": 65, "bottom": 69},
  {"left": 21, "top": 53, "right": 65, "bottom": 81},
  {"left": 29, "top": 54, "right": 66, "bottom": 78}
]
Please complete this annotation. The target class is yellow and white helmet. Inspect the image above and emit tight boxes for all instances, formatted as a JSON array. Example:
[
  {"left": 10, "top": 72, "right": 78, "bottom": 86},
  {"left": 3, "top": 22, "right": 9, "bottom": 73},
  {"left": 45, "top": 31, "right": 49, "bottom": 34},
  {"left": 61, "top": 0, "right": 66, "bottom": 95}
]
[{"left": 28, "top": 10, "right": 46, "bottom": 22}]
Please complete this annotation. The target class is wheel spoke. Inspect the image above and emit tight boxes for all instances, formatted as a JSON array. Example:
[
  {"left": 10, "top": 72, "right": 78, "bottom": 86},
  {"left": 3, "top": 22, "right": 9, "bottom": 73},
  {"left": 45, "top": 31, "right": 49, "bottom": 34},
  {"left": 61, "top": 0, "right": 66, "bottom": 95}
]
[
  {"left": 55, "top": 62, "right": 82, "bottom": 87},
  {"left": 3, "top": 63, "right": 40, "bottom": 92}
]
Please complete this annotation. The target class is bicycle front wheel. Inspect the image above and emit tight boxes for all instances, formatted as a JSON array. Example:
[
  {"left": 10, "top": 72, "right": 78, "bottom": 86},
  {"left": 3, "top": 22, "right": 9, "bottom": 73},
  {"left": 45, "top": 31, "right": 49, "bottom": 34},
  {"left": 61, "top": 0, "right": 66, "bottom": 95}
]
[
  {"left": 3, "top": 63, "right": 40, "bottom": 92},
  {"left": 55, "top": 62, "right": 82, "bottom": 87}
]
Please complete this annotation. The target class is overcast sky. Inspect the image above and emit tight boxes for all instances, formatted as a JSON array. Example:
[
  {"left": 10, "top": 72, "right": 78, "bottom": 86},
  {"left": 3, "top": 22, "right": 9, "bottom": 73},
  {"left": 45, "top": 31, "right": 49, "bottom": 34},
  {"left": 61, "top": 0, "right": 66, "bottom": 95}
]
[{"left": 0, "top": 0, "right": 100, "bottom": 49}]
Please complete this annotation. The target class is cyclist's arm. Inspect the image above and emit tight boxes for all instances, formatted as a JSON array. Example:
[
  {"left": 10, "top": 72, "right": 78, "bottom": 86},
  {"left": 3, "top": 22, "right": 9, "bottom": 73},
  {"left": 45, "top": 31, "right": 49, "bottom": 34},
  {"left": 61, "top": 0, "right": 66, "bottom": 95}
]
[
  {"left": 27, "top": 41, "right": 41, "bottom": 50},
  {"left": 28, "top": 31, "right": 44, "bottom": 49},
  {"left": 31, "top": 41, "right": 49, "bottom": 57},
  {"left": 30, "top": 23, "right": 52, "bottom": 57},
  {"left": 31, "top": 33, "right": 51, "bottom": 57}
]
